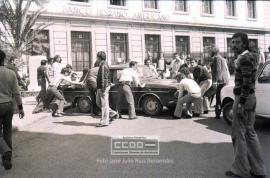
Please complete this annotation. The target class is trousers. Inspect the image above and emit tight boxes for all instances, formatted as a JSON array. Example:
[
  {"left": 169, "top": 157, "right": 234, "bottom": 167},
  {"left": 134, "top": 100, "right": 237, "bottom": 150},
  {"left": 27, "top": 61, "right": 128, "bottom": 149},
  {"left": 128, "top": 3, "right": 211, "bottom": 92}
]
[
  {"left": 45, "top": 86, "right": 65, "bottom": 113},
  {"left": 230, "top": 94, "right": 266, "bottom": 177},
  {"left": 96, "top": 86, "right": 110, "bottom": 125},
  {"left": 174, "top": 93, "right": 202, "bottom": 118},
  {"left": 116, "top": 83, "right": 136, "bottom": 119},
  {"left": 199, "top": 79, "right": 212, "bottom": 112},
  {"left": 0, "top": 102, "right": 13, "bottom": 155}
]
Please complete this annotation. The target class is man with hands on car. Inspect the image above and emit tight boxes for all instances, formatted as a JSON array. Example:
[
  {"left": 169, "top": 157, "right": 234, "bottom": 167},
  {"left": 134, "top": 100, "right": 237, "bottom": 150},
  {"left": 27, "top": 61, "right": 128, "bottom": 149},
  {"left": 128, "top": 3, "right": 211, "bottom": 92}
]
[{"left": 116, "top": 61, "right": 145, "bottom": 120}]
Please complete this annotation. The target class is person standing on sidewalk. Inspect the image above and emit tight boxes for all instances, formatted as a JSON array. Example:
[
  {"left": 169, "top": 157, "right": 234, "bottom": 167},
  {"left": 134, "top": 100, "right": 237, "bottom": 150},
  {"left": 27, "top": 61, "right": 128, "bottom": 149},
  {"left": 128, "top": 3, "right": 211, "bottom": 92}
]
[
  {"left": 225, "top": 32, "right": 266, "bottom": 178},
  {"left": 0, "top": 49, "right": 24, "bottom": 170},
  {"left": 116, "top": 61, "right": 145, "bottom": 120},
  {"left": 36, "top": 59, "right": 50, "bottom": 104},
  {"left": 209, "top": 46, "right": 230, "bottom": 119},
  {"left": 96, "top": 51, "right": 111, "bottom": 127}
]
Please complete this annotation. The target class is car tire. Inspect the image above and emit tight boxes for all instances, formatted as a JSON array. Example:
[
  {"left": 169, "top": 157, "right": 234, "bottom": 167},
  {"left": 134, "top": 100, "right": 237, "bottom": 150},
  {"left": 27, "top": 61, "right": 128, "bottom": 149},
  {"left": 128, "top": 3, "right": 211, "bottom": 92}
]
[
  {"left": 223, "top": 102, "right": 233, "bottom": 125},
  {"left": 77, "top": 97, "right": 92, "bottom": 113},
  {"left": 142, "top": 95, "right": 163, "bottom": 116}
]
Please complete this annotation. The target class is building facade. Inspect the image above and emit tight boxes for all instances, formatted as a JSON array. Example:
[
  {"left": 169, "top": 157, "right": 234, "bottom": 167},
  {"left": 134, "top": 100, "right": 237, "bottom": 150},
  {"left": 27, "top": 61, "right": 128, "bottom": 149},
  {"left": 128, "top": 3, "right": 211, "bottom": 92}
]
[{"left": 36, "top": 0, "right": 270, "bottom": 71}]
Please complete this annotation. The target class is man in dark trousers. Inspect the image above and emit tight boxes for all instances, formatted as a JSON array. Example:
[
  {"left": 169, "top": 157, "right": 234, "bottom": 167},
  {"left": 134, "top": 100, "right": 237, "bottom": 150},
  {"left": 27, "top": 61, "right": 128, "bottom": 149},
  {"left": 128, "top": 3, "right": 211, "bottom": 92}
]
[
  {"left": 0, "top": 49, "right": 24, "bottom": 170},
  {"left": 225, "top": 32, "right": 266, "bottom": 178},
  {"left": 209, "top": 46, "right": 230, "bottom": 119},
  {"left": 36, "top": 59, "right": 50, "bottom": 103}
]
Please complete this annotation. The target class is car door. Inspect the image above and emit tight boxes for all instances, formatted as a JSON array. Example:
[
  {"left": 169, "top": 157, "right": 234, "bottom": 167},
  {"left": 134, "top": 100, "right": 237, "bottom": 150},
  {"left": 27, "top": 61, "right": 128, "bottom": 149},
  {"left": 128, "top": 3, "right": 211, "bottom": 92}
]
[{"left": 256, "top": 62, "right": 270, "bottom": 115}]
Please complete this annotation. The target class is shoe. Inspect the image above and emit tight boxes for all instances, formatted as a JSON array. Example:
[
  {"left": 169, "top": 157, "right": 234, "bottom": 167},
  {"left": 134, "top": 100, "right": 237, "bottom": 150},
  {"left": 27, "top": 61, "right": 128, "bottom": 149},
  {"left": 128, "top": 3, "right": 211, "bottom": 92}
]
[
  {"left": 250, "top": 171, "right": 266, "bottom": 178},
  {"left": 2, "top": 151, "right": 12, "bottom": 170},
  {"left": 215, "top": 115, "right": 221, "bottom": 119},
  {"left": 96, "top": 123, "right": 109, "bottom": 127},
  {"left": 129, "top": 117, "right": 138, "bottom": 120},
  {"left": 193, "top": 113, "right": 201, "bottom": 117},
  {"left": 185, "top": 114, "right": 192, "bottom": 119},
  {"left": 225, "top": 170, "right": 242, "bottom": 177},
  {"left": 172, "top": 115, "right": 181, "bottom": 119},
  {"left": 109, "top": 118, "right": 115, "bottom": 123},
  {"left": 203, "top": 110, "right": 209, "bottom": 114}
]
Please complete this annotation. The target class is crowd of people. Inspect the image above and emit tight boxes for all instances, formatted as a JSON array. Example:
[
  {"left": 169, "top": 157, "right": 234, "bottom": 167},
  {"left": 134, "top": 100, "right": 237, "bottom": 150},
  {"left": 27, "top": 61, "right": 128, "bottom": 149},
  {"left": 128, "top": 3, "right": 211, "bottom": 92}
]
[{"left": 0, "top": 31, "right": 267, "bottom": 177}]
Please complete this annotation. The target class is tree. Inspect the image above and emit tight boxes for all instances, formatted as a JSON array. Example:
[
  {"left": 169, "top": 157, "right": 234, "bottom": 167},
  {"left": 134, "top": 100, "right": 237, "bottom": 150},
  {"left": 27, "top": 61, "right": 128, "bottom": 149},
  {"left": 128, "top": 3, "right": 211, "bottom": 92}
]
[{"left": 0, "top": 0, "right": 51, "bottom": 58}]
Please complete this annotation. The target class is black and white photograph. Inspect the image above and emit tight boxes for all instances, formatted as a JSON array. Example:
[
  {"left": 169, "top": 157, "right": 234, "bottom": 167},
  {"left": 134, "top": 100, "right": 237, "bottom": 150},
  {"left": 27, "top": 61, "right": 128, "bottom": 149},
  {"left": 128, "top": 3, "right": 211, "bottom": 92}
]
[{"left": 0, "top": 0, "right": 269, "bottom": 177}]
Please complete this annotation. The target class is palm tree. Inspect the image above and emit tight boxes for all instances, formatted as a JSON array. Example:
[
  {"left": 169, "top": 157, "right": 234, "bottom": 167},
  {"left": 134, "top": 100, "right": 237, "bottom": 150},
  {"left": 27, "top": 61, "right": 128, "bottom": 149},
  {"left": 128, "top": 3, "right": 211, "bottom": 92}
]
[{"left": 0, "top": 0, "right": 51, "bottom": 58}]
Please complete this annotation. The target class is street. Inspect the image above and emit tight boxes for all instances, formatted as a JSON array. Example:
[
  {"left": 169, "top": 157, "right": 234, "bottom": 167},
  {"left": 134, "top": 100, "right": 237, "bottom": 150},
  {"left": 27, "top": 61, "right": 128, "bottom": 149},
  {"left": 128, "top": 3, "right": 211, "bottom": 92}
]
[{"left": 1, "top": 97, "right": 270, "bottom": 178}]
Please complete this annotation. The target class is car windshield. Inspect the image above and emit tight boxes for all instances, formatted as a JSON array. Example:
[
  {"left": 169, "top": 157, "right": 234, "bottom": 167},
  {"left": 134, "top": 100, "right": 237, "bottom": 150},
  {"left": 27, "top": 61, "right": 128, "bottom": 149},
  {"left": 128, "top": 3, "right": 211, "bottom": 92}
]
[{"left": 136, "top": 65, "right": 158, "bottom": 80}]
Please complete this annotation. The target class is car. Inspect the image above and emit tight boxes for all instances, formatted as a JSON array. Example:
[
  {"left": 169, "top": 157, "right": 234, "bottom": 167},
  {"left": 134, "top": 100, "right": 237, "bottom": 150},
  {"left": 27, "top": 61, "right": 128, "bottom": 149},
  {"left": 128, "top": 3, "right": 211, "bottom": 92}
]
[
  {"left": 109, "top": 65, "right": 179, "bottom": 116},
  {"left": 221, "top": 60, "right": 270, "bottom": 125},
  {"left": 61, "top": 64, "right": 179, "bottom": 115}
]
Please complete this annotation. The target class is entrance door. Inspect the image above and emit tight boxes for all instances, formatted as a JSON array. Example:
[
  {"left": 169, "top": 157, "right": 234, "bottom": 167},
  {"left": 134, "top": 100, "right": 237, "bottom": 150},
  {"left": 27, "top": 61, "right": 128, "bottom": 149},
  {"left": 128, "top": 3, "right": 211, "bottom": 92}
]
[
  {"left": 145, "top": 34, "right": 161, "bottom": 64},
  {"left": 71, "top": 31, "right": 92, "bottom": 71}
]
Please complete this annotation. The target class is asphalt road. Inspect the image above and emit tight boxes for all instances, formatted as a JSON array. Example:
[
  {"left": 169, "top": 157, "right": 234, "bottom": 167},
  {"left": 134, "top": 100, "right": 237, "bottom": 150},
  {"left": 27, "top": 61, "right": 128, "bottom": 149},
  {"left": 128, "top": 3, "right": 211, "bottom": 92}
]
[{"left": 1, "top": 102, "right": 270, "bottom": 178}]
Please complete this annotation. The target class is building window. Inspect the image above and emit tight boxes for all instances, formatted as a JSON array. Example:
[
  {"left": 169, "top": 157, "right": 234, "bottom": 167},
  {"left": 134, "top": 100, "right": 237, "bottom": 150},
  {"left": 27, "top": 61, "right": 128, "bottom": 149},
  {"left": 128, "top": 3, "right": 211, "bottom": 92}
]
[
  {"left": 110, "top": 0, "right": 126, "bottom": 6},
  {"left": 226, "top": 0, "right": 236, "bottom": 17},
  {"left": 71, "top": 31, "right": 92, "bottom": 71},
  {"left": 202, "top": 0, "right": 213, "bottom": 14},
  {"left": 203, "top": 37, "right": 215, "bottom": 64},
  {"left": 175, "top": 0, "right": 187, "bottom": 12},
  {"left": 110, "top": 33, "right": 128, "bottom": 65},
  {"left": 247, "top": 0, "right": 256, "bottom": 19},
  {"left": 175, "top": 36, "right": 190, "bottom": 57},
  {"left": 71, "top": 0, "right": 89, "bottom": 2},
  {"left": 144, "top": 0, "right": 158, "bottom": 9},
  {"left": 145, "top": 34, "right": 161, "bottom": 64}
]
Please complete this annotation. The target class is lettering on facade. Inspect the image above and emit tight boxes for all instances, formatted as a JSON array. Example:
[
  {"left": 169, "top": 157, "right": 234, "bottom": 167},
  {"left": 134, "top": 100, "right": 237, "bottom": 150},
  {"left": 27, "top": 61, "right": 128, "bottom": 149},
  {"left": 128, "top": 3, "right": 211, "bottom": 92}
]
[
  {"left": 61, "top": 6, "right": 170, "bottom": 22},
  {"left": 63, "top": 6, "right": 92, "bottom": 16}
]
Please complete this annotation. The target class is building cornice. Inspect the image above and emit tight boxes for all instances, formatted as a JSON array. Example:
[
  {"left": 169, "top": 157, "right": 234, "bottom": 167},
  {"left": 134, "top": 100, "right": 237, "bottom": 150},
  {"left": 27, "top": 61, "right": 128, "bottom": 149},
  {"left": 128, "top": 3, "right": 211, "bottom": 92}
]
[{"left": 40, "top": 12, "right": 270, "bottom": 33}]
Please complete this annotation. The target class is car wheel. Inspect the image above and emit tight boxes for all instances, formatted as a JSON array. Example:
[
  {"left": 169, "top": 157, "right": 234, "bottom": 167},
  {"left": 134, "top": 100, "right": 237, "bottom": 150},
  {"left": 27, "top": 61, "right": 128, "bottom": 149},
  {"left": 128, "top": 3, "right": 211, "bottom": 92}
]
[
  {"left": 223, "top": 102, "right": 233, "bottom": 125},
  {"left": 77, "top": 97, "right": 92, "bottom": 113},
  {"left": 142, "top": 95, "right": 163, "bottom": 116}
]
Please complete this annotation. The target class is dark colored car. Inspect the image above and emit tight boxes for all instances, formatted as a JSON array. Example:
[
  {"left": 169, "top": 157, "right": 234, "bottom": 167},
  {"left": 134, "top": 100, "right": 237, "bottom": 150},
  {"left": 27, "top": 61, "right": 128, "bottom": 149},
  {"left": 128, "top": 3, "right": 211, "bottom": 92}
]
[
  {"left": 61, "top": 65, "right": 179, "bottom": 115},
  {"left": 109, "top": 65, "right": 178, "bottom": 115}
]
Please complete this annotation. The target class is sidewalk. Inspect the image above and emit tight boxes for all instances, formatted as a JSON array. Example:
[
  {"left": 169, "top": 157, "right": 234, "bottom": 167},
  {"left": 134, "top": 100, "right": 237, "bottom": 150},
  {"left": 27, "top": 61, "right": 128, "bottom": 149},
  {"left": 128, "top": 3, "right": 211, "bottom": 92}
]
[{"left": 12, "top": 97, "right": 49, "bottom": 132}]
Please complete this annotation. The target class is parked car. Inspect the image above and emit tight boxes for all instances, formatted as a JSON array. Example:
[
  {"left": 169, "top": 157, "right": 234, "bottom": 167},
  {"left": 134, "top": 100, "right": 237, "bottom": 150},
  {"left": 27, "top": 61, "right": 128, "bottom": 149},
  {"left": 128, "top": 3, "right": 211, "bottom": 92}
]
[
  {"left": 221, "top": 60, "right": 270, "bottom": 125},
  {"left": 61, "top": 65, "right": 179, "bottom": 115}
]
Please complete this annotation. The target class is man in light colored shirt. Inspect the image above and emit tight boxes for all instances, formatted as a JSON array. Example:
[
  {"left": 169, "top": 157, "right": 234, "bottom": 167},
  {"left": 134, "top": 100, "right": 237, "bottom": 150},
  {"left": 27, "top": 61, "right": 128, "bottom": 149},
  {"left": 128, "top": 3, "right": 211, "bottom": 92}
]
[
  {"left": 0, "top": 49, "right": 24, "bottom": 170},
  {"left": 169, "top": 52, "right": 185, "bottom": 79},
  {"left": 173, "top": 74, "right": 202, "bottom": 119},
  {"left": 116, "top": 61, "right": 144, "bottom": 119},
  {"left": 52, "top": 55, "right": 63, "bottom": 79},
  {"left": 44, "top": 70, "right": 82, "bottom": 117}
]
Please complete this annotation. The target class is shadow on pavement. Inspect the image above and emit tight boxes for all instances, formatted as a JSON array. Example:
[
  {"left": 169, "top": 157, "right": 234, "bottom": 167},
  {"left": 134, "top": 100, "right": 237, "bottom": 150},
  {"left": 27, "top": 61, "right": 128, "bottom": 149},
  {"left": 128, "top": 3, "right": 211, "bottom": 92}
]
[
  {"left": 53, "top": 121, "right": 98, "bottom": 127},
  {"left": 0, "top": 131, "right": 241, "bottom": 178}
]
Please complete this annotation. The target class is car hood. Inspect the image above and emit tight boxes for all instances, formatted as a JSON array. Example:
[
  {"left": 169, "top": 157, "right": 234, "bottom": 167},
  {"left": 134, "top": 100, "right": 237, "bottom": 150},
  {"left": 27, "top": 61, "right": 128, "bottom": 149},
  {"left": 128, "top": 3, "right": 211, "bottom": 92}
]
[{"left": 142, "top": 78, "right": 179, "bottom": 89}]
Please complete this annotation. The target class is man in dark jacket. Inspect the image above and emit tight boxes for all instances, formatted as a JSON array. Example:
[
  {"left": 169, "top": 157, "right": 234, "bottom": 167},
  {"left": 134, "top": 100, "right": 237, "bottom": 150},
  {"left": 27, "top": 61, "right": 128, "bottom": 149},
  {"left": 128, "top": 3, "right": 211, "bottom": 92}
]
[
  {"left": 36, "top": 59, "right": 50, "bottom": 103},
  {"left": 96, "top": 51, "right": 111, "bottom": 127},
  {"left": 190, "top": 58, "right": 212, "bottom": 115},
  {"left": 0, "top": 50, "right": 24, "bottom": 170}
]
